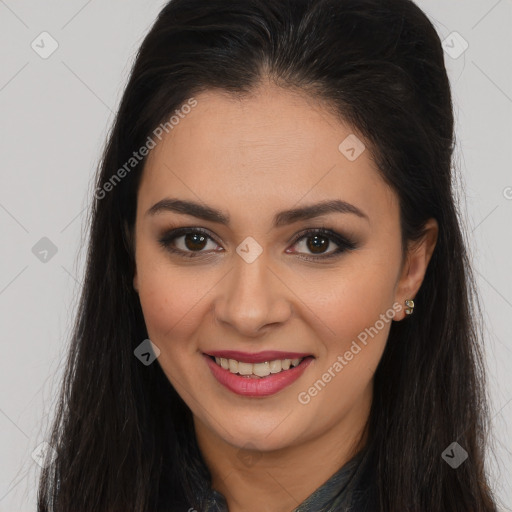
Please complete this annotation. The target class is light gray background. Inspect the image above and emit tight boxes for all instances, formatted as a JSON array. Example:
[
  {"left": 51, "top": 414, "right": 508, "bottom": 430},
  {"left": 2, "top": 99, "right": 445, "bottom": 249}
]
[{"left": 0, "top": 1, "right": 511, "bottom": 510}]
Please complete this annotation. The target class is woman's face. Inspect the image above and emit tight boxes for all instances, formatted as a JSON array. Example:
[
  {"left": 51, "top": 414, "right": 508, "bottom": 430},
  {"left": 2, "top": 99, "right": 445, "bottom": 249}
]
[{"left": 132, "top": 84, "right": 431, "bottom": 454}]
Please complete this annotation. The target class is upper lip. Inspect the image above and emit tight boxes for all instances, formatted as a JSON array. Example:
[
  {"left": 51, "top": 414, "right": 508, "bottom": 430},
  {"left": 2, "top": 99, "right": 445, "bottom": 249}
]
[{"left": 204, "top": 350, "right": 313, "bottom": 364}]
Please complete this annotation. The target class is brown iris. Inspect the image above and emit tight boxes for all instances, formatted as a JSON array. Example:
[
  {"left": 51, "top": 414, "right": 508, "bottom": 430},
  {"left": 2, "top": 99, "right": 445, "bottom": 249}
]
[
  {"left": 306, "top": 234, "right": 329, "bottom": 254},
  {"left": 184, "top": 233, "right": 208, "bottom": 251}
]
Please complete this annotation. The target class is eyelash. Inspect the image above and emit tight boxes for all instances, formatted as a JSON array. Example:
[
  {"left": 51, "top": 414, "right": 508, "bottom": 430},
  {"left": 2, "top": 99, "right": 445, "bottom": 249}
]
[{"left": 158, "top": 226, "right": 357, "bottom": 262}]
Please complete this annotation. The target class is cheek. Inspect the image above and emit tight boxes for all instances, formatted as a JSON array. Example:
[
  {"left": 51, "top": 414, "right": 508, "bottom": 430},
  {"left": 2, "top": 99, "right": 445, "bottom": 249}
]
[
  {"left": 139, "top": 277, "right": 206, "bottom": 346},
  {"left": 134, "top": 246, "right": 211, "bottom": 350},
  {"left": 296, "top": 271, "right": 396, "bottom": 425},
  {"left": 318, "top": 264, "right": 398, "bottom": 338},
  {"left": 312, "top": 250, "right": 400, "bottom": 381}
]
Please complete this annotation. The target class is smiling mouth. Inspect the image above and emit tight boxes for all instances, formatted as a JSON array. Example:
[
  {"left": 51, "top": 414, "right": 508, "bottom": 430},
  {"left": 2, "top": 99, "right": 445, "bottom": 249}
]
[{"left": 207, "top": 354, "right": 312, "bottom": 378}]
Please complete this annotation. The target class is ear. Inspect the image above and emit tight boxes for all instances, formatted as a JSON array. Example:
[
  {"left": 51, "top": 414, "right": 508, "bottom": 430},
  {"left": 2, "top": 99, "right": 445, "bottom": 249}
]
[{"left": 394, "top": 218, "right": 438, "bottom": 320}]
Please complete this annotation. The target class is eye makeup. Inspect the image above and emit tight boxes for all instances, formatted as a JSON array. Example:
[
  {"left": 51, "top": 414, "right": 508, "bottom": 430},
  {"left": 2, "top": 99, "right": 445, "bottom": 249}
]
[{"left": 157, "top": 225, "right": 358, "bottom": 262}]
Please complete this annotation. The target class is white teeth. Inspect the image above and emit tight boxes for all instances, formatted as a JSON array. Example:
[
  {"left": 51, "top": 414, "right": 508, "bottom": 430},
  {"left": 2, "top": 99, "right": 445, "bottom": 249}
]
[
  {"left": 253, "top": 361, "right": 271, "bottom": 377},
  {"left": 269, "top": 360, "right": 282, "bottom": 373},
  {"left": 212, "top": 356, "right": 306, "bottom": 376},
  {"left": 237, "top": 362, "right": 253, "bottom": 375}
]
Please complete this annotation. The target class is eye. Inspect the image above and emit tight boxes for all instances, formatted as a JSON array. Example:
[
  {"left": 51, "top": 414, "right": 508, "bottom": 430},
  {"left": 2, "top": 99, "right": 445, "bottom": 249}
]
[
  {"left": 158, "top": 226, "right": 357, "bottom": 260},
  {"left": 158, "top": 227, "right": 221, "bottom": 258},
  {"left": 287, "top": 228, "right": 357, "bottom": 260}
]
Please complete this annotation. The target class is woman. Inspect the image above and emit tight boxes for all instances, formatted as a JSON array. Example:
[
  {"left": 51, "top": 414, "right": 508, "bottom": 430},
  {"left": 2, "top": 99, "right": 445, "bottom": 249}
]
[{"left": 37, "top": 0, "right": 498, "bottom": 510}]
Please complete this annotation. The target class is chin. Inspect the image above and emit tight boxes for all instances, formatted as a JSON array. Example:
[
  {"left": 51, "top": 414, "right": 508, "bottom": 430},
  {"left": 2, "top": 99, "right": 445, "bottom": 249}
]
[{"left": 214, "top": 417, "right": 302, "bottom": 453}]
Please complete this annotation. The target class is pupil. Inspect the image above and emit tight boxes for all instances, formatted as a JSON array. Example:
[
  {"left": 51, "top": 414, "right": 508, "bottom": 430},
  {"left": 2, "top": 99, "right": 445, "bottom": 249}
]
[{"left": 185, "top": 233, "right": 207, "bottom": 251}]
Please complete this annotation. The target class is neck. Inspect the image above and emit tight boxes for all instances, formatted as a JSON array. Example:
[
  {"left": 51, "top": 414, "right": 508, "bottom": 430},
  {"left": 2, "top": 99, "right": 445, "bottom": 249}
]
[{"left": 193, "top": 388, "right": 372, "bottom": 512}]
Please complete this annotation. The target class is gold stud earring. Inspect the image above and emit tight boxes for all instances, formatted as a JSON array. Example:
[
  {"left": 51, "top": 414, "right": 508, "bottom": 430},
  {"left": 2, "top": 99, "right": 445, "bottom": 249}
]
[{"left": 404, "top": 299, "right": 415, "bottom": 315}]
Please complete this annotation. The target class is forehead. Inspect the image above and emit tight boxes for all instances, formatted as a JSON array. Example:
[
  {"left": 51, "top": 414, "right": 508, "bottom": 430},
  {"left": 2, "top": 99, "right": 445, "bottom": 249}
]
[{"left": 138, "top": 84, "right": 397, "bottom": 226}]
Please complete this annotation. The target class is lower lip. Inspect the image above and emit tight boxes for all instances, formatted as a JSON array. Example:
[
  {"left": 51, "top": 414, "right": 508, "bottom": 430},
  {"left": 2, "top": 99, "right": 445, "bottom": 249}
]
[{"left": 203, "top": 354, "right": 314, "bottom": 397}]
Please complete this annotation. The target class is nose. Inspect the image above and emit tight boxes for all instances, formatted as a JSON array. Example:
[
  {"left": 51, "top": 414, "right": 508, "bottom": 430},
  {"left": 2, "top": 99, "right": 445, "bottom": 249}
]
[{"left": 213, "top": 253, "right": 292, "bottom": 337}]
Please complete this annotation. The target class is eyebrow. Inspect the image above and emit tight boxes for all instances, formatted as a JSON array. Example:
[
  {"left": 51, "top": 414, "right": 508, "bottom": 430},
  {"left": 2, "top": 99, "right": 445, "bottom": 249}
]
[{"left": 146, "top": 198, "right": 369, "bottom": 226}]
